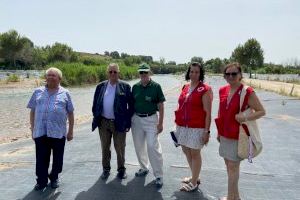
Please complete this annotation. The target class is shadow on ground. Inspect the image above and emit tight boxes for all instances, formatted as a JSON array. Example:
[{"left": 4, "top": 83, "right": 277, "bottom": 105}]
[
  {"left": 75, "top": 176, "right": 163, "bottom": 200},
  {"left": 20, "top": 187, "right": 61, "bottom": 200}
]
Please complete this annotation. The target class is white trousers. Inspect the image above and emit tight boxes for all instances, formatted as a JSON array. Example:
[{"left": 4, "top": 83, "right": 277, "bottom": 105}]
[{"left": 131, "top": 114, "right": 163, "bottom": 178}]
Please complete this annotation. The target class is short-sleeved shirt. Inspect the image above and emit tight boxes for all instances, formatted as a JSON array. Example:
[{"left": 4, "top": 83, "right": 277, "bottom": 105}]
[
  {"left": 27, "top": 86, "right": 74, "bottom": 139},
  {"left": 132, "top": 79, "right": 165, "bottom": 114}
]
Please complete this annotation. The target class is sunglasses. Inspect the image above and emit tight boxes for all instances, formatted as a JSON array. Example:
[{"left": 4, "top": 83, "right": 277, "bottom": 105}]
[
  {"left": 109, "top": 71, "right": 118, "bottom": 74},
  {"left": 224, "top": 72, "right": 239, "bottom": 77},
  {"left": 139, "top": 71, "right": 149, "bottom": 75}
]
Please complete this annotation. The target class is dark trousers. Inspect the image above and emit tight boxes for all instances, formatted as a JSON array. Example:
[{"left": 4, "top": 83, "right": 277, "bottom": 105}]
[
  {"left": 34, "top": 135, "right": 66, "bottom": 186},
  {"left": 99, "top": 118, "right": 126, "bottom": 172}
]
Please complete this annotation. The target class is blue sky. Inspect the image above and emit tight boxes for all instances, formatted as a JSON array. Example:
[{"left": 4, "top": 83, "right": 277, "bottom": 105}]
[{"left": 0, "top": 0, "right": 299, "bottom": 64}]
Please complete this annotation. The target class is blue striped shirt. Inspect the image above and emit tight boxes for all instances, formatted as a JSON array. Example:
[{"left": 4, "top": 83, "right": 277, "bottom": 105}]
[{"left": 27, "top": 86, "right": 74, "bottom": 139}]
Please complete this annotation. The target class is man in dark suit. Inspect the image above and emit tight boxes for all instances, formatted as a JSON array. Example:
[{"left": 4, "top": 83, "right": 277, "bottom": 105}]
[{"left": 92, "top": 63, "right": 133, "bottom": 179}]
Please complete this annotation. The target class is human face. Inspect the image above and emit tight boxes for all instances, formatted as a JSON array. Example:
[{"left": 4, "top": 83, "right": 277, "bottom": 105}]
[
  {"left": 139, "top": 71, "right": 150, "bottom": 84},
  {"left": 189, "top": 65, "right": 201, "bottom": 83},
  {"left": 107, "top": 65, "right": 119, "bottom": 83},
  {"left": 224, "top": 66, "right": 241, "bottom": 85},
  {"left": 46, "top": 70, "right": 60, "bottom": 89}
]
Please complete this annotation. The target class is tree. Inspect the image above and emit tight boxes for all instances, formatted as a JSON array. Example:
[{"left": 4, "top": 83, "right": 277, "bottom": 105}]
[
  {"left": 159, "top": 57, "right": 165, "bottom": 65},
  {"left": 15, "top": 38, "right": 35, "bottom": 69},
  {"left": 167, "top": 61, "right": 176, "bottom": 65},
  {"left": 47, "top": 42, "right": 77, "bottom": 63},
  {"left": 121, "top": 53, "right": 129, "bottom": 59},
  {"left": 205, "top": 58, "right": 223, "bottom": 73},
  {"left": 32, "top": 47, "right": 49, "bottom": 69},
  {"left": 191, "top": 57, "right": 204, "bottom": 66},
  {"left": 104, "top": 51, "right": 110, "bottom": 56},
  {"left": 0, "top": 29, "right": 34, "bottom": 68},
  {"left": 110, "top": 51, "right": 120, "bottom": 59},
  {"left": 140, "top": 55, "right": 153, "bottom": 63},
  {"left": 231, "top": 38, "right": 264, "bottom": 78}
]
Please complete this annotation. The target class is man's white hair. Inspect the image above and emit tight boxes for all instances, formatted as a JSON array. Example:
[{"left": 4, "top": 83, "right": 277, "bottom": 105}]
[
  {"left": 45, "top": 67, "right": 63, "bottom": 79},
  {"left": 107, "top": 63, "right": 120, "bottom": 71}
]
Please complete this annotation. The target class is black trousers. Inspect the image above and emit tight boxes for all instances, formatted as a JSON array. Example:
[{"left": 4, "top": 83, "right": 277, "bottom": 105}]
[{"left": 34, "top": 135, "right": 66, "bottom": 186}]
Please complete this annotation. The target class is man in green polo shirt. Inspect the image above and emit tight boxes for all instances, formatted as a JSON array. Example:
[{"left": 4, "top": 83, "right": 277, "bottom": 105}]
[{"left": 131, "top": 63, "right": 165, "bottom": 188}]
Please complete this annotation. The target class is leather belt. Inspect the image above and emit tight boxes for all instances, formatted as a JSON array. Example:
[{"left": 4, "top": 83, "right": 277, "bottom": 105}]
[{"left": 136, "top": 112, "right": 156, "bottom": 118}]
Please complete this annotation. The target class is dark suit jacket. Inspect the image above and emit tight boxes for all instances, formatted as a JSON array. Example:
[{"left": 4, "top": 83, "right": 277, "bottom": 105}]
[{"left": 92, "top": 80, "right": 133, "bottom": 132}]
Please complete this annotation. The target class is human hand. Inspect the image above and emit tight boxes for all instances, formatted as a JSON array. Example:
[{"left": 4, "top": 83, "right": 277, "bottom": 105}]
[
  {"left": 202, "top": 132, "right": 210, "bottom": 145},
  {"left": 30, "top": 127, "right": 34, "bottom": 141},
  {"left": 217, "top": 135, "right": 220, "bottom": 143},
  {"left": 157, "top": 123, "right": 163, "bottom": 134},
  {"left": 67, "top": 130, "right": 73, "bottom": 141},
  {"left": 235, "top": 113, "right": 246, "bottom": 123}
]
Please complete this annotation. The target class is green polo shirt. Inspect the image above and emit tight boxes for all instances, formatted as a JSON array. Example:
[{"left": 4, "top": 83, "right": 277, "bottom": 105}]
[{"left": 132, "top": 79, "right": 166, "bottom": 114}]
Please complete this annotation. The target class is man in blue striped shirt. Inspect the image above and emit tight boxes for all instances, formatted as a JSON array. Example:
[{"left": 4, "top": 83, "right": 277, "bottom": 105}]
[{"left": 27, "top": 67, "right": 74, "bottom": 190}]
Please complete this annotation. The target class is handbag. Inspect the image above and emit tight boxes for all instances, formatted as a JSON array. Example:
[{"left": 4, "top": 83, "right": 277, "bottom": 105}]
[{"left": 237, "top": 86, "right": 263, "bottom": 162}]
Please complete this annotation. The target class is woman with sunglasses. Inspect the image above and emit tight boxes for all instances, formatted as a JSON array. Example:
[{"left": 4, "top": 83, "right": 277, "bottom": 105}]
[
  {"left": 174, "top": 62, "right": 213, "bottom": 192},
  {"left": 216, "top": 62, "right": 265, "bottom": 200}
]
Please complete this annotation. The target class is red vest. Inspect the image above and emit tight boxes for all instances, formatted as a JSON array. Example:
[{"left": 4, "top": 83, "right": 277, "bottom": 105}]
[
  {"left": 175, "top": 83, "right": 211, "bottom": 128},
  {"left": 216, "top": 84, "right": 253, "bottom": 139}
]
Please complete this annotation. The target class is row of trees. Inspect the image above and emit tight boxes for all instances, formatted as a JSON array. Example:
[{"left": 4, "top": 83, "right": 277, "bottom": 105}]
[
  {"left": 0, "top": 30, "right": 79, "bottom": 69},
  {"left": 1, "top": 29, "right": 299, "bottom": 75}
]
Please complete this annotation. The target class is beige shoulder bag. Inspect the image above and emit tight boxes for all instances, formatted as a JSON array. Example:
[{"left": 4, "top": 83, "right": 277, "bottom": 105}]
[{"left": 238, "top": 86, "right": 263, "bottom": 162}]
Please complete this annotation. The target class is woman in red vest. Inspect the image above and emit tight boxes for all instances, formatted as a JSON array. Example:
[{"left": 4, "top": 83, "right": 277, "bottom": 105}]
[
  {"left": 174, "top": 62, "right": 213, "bottom": 192},
  {"left": 216, "top": 63, "right": 265, "bottom": 200}
]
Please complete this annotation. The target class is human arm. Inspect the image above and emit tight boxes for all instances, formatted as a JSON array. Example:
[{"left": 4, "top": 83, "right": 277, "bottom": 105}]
[
  {"left": 67, "top": 112, "right": 74, "bottom": 141},
  {"left": 202, "top": 89, "right": 213, "bottom": 145},
  {"left": 157, "top": 102, "right": 164, "bottom": 134},
  {"left": 235, "top": 92, "right": 266, "bottom": 123},
  {"left": 30, "top": 110, "right": 35, "bottom": 140}
]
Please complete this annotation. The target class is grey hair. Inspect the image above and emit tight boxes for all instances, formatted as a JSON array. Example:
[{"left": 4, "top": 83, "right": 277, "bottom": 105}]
[
  {"left": 107, "top": 63, "right": 120, "bottom": 72},
  {"left": 45, "top": 67, "right": 63, "bottom": 79}
]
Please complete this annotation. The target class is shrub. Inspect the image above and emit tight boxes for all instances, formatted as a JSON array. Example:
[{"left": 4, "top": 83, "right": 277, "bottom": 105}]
[{"left": 6, "top": 74, "right": 20, "bottom": 82}]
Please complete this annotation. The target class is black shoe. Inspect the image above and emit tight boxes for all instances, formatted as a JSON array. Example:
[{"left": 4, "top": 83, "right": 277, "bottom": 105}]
[
  {"left": 135, "top": 169, "right": 149, "bottom": 177},
  {"left": 34, "top": 183, "right": 47, "bottom": 191},
  {"left": 117, "top": 170, "right": 127, "bottom": 179},
  {"left": 100, "top": 170, "right": 110, "bottom": 180},
  {"left": 51, "top": 179, "right": 59, "bottom": 189}
]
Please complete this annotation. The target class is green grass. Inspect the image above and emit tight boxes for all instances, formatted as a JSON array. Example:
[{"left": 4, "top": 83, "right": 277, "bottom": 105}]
[
  {"left": 6, "top": 74, "right": 20, "bottom": 82},
  {"left": 47, "top": 62, "right": 139, "bottom": 86}
]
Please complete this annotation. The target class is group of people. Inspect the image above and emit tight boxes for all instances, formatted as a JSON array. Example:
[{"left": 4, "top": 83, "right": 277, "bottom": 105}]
[{"left": 27, "top": 62, "right": 265, "bottom": 200}]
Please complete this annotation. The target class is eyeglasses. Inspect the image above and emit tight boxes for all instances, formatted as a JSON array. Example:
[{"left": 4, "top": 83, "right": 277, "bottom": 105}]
[
  {"left": 224, "top": 72, "right": 239, "bottom": 77},
  {"left": 139, "top": 71, "right": 149, "bottom": 75},
  {"left": 109, "top": 71, "right": 118, "bottom": 74}
]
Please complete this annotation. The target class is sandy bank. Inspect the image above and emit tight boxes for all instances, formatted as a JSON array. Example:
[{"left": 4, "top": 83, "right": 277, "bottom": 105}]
[
  {"left": 243, "top": 78, "right": 300, "bottom": 98},
  {"left": 0, "top": 78, "right": 44, "bottom": 94}
]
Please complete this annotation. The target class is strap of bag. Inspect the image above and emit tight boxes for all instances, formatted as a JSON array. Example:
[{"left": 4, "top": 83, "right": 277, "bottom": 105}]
[
  {"left": 239, "top": 85, "right": 254, "bottom": 163},
  {"left": 239, "top": 85, "right": 249, "bottom": 112}
]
